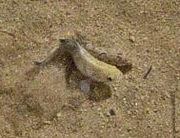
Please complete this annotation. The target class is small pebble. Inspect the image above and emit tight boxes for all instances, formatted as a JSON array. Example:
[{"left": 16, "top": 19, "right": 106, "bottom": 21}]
[
  {"left": 175, "top": 126, "right": 180, "bottom": 132},
  {"left": 56, "top": 112, "right": 62, "bottom": 118},
  {"left": 129, "top": 35, "right": 135, "bottom": 42},
  {"left": 97, "top": 107, "right": 101, "bottom": 111},
  {"left": 127, "top": 128, "right": 132, "bottom": 132},
  {"left": 127, "top": 110, "right": 131, "bottom": 115},
  {"left": 106, "top": 109, "right": 116, "bottom": 116},
  {"left": 43, "top": 121, "right": 51, "bottom": 125},
  {"left": 113, "top": 86, "right": 118, "bottom": 91},
  {"left": 109, "top": 109, "right": 116, "bottom": 116}
]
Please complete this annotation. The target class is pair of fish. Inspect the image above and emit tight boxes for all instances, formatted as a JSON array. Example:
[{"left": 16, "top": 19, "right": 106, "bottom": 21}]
[{"left": 34, "top": 38, "right": 131, "bottom": 92}]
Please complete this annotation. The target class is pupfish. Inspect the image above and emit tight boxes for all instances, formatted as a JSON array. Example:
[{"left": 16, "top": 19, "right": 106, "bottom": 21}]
[{"left": 59, "top": 39, "right": 123, "bottom": 83}]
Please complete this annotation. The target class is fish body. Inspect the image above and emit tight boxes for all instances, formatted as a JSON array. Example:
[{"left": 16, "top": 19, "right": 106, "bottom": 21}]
[{"left": 60, "top": 39, "right": 122, "bottom": 83}]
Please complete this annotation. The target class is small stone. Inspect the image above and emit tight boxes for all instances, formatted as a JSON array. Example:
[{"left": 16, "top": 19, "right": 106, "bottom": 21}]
[
  {"left": 146, "top": 108, "right": 150, "bottom": 114},
  {"left": 56, "top": 112, "right": 62, "bottom": 118},
  {"left": 101, "top": 125, "right": 105, "bottom": 128},
  {"left": 100, "top": 130, "right": 103, "bottom": 133},
  {"left": 153, "top": 109, "right": 158, "bottom": 113},
  {"left": 99, "top": 112, "right": 104, "bottom": 118},
  {"left": 129, "top": 35, "right": 135, "bottom": 42},
  {"left": 43, "top": 121, "right": 51, "bottom": 125},
  {"left": 97, "top": 107, "right": 101, "bottom": 111},
  {"left": 106, "top": 112, "right": 111, "bottom": 117},
  {"left": 127, "top": 110, "right": 131, "bottom": 115},
  {"left": 84, "top": 134, "right": 89, "bottom": 138},
  {"left": 106, "top": 109, "right": 116, "bottom": 116},
  {"left": 113, "top": 86, "right": 118, "bottom": 91},
  {"left": 109, "top": 109, "right": 116, "bottom": 116},
  {"left": 127, "top": 128, "right": 132, "bottom": 132},
  {"left": 175, "top": 126, "right": 180, "bottom": 133},
  {"left": 123, "top": 98, "right": 127, "bottom": 103}
]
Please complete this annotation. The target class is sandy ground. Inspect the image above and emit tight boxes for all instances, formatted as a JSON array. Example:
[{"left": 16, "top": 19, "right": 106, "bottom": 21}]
[{"left": 0, "top": 0, "right": 179, "bottom": 138}]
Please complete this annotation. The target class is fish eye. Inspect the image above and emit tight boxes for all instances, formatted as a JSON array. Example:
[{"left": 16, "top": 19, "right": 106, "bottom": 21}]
[
  {"left": 107, "top": 76, "right": 113, "bottom": 81},
  {"left": 59, "top": 39, "right": 66, "bottom": 43}
]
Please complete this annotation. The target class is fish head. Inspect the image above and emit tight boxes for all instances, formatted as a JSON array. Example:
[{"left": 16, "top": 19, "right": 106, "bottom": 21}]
[
  {"left": 59, "top": 39, "right": 80, "bottom": 53},
  {"left": 106, "top": 70, "right": 123, "bottom": 83}
]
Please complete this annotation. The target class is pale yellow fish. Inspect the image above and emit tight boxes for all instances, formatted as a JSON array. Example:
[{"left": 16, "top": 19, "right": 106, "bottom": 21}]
[{"left": 59, "top": 39, "right": 123, "bottom": 83}]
